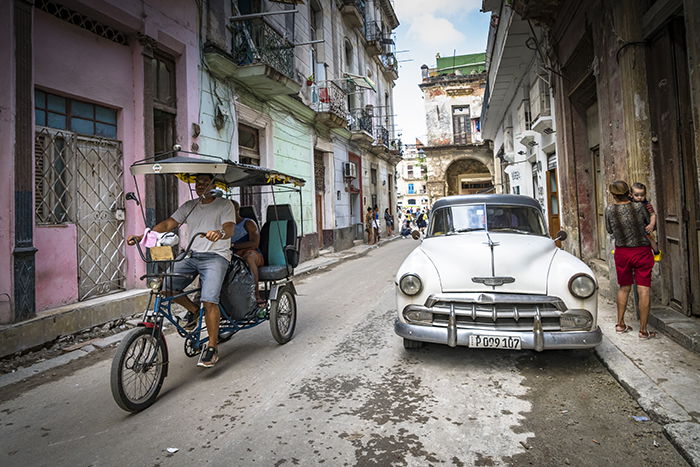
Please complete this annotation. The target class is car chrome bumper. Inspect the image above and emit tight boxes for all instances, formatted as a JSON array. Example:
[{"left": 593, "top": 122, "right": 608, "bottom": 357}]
[{"left": 394, "top": 319, "right": 602, "bottom": 351}]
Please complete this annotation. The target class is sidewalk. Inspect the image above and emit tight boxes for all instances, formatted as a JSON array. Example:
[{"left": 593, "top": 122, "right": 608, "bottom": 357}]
[{"left": 594, "top": 298, "right": 700, "bottom": 465}]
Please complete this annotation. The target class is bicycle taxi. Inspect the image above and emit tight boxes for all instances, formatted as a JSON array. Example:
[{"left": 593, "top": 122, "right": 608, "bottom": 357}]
[{"left": 110, "top": 150, "right": 305, "bottom": 412}]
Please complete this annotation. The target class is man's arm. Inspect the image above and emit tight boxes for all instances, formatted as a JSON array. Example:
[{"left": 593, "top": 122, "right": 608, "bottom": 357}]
[
  {"left": 204, "top": 221, "right": 234, "bottom": 242},
  {"left": 232, "top": 219, "right": 260, "bottom": 250},
  {"left": 127, "top": 217, "right": 179, "bottom": 245}
]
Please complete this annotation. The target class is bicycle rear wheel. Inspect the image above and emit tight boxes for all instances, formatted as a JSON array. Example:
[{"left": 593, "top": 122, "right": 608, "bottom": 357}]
[
  {"left": 269, "top": 284, "right": 297, "bottom": 344},
  {"left": 110, "top": 327, "right": 168, "bottom": 412}
]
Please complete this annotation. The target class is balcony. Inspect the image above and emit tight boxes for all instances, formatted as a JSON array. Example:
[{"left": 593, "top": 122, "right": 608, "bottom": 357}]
[
  {"left": 349, "top": 108, "right": 373, "bottom": 145},
  {"left": 228, "top": 19, "right": 301, "bottom": 97},
  {"left": 364, "top": 21, "right": 383, "bottom": 56},
  {"left": 341, "top": 0, "right": 365, "bottom": 29},
  {"left": 379, "top": 53, "right": 398, "bottom": 80},
  {"left": 313, "top": 81, "right": 348, "bottom": 129},
  {"left": 374, "top": 125, "right": 389, "bottom": 149}
]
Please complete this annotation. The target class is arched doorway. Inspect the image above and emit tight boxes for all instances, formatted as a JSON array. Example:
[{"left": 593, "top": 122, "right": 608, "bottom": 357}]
[{"left": 444, "top": 158, "right": 493, "bottom": 195}]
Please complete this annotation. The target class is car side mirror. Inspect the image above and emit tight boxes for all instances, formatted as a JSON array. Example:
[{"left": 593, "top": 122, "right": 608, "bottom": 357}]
[
  {"left": 125, "top": 192, "right": 140, "bottom": 206},
  {"left": 411, "top": 230, "right": 421, "bottom": 240},
  {"left": 554, "top": 230, "right": 567, "bottom": 242}
]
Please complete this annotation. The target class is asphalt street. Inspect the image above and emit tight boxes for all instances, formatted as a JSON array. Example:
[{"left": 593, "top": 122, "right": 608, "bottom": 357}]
[{"left": 0, "top": 239, "right": 689, "bottom": 466}]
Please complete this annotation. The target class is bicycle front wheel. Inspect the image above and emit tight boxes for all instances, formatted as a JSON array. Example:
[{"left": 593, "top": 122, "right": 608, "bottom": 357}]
[{"left": 110, "top": 327, "right": 168, "bottom": 412}]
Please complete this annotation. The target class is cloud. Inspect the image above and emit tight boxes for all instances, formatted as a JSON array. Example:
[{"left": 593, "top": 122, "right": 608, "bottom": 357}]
[
  {"left": 394, "top": 0, "right": 482, "bottom": 21},
  {"left": 407, "top": 15, "right": 466, "bottom": 49}
]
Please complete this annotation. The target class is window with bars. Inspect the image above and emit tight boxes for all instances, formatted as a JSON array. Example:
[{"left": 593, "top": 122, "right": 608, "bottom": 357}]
[{"left": 35, "top": 89, "right": 117, "bottom": 138}]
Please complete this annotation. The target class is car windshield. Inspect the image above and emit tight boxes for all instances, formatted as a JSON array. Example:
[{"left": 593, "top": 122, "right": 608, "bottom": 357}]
[{"left": 428, "top": 204, "right": 547, "bottom": 237}]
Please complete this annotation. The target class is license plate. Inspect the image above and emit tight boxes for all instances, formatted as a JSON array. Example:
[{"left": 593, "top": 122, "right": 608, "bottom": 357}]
[{"left": 469, "top": 335, "right": 522, "bottom": 350}]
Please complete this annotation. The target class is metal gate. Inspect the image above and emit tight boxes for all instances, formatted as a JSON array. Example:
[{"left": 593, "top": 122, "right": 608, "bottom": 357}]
[{"left": 35, "top": 128, "right": 126, "bottom": 300}]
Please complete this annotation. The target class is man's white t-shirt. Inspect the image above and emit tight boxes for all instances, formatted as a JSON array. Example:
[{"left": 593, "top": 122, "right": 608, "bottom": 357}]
[{"left": 171, "top": 198, "right": 236, "bottom": 261}]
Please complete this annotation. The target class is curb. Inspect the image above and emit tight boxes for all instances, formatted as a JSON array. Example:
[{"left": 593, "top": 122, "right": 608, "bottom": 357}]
[
  {"left": 0, "top": 237, "right": 402, "bottom": 390},
  {"left": 594, "top": 334, "right": 700, "bottom": 466}
]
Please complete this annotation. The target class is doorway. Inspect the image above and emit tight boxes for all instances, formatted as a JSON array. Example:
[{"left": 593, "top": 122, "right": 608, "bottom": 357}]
[{"left": 646, "top": 17, "right": 700, "bottom": 315}]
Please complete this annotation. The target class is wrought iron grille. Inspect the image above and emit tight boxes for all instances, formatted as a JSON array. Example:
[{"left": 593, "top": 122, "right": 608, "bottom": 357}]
[
  {"left": 231, "top": 19, "right": 295, "bottom": 79},
  {"left": 364, "top": 20, "right": 383, "bottom": 42},
  {"left": 314, "top": 81, "right": 348, "bottom": 119},
  {"left": 34, "top": 128, "right": 126, "bottom": 300},
  {"left": 35, "top": 128, "right": 74, "bottom": 224},
  {"left": 375, "top": 125, "right": 389, "bottom": 147},
  {"left": 380, "top": 53, "right": 398, "bottom": 74},
  {"left": 342, "top": 0, "right": 366, "bottom": 15},
  {"left": 36, "top": 1, "right": 128, "bottom": 45},
  {"left": 349, "top": 108, "right": 373, "bottom": 135}
]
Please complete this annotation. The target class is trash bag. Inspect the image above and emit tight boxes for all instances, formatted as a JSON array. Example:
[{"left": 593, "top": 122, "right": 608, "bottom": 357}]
[{"left": 219, "top": 256, "right": 257, "bottom": 320}]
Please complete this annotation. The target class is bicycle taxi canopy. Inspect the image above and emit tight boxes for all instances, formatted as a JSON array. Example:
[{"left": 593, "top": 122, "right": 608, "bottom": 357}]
[{"left": 129, "top": 154, "right": 306, "bottom": 189}]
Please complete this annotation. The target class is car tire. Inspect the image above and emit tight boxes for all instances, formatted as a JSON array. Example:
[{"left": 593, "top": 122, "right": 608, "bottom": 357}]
[{"left": 403, "top": 338, "right": 424, "bottom": 349}]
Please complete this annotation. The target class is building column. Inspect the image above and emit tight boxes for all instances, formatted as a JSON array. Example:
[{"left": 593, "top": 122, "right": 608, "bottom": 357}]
[
  {"left": 12, "top": 0, "right": 36, "bottom": 322},
  {"left": 612, "top": 0, "right": 654, "bottom": 185}
]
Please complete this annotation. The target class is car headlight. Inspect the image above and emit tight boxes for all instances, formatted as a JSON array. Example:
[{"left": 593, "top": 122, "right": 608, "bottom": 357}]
[
  {"left": 560, "top": 309, "right": 593, "bottom": 330},
  {"left": 399, "top": 273, "right": 422, "bottom": 296},
  {"left": 568, "top": 273, "right": 596, "bottom": 299},
  {"left": 147, "top": 277, "right": 163, "bottom": 291}
]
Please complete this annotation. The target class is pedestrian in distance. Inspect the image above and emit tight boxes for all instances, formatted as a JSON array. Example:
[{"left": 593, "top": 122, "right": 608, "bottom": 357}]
[
  {"left": 127, "top": 174, "right": 236, "bottom": 368},
  {"left": 630, "top": 182, "right": 661, "bottom": 262},
  {"left": 365, "top": 207, "right": 375, "bottom": 244},
  {"left": 605, "top": 180, "right": 657, "bottom": 339},
  {"left": 417, "top": 209, "right": 428, "bottom": 234},
  {"left": 373, "top": 205, "right": 381, "bottom": 242},
  {"left": 384, "top": 208, "right": 394, "bottom": 237}
]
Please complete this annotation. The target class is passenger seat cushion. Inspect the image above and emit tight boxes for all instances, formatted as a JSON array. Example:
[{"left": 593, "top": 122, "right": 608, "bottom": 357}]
[{"left": 267, "top": 220, "right": 288, "bottom": 266}]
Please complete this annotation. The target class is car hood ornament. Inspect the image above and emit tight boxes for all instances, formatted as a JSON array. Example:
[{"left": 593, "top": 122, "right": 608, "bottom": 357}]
[{"left": 472, "top": 276, "right": 516, "bottom": 287}]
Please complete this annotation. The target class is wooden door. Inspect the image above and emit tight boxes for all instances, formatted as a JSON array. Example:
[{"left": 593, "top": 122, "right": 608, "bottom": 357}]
[
  {"left": 546, "top": 168, "right": 561, "bottom": 238},
  {"left": 316, "top": 193, "right": 323, "bottom": 247},
  {"left": 646, "top": 18, "right": 699, "bottom": 315}
]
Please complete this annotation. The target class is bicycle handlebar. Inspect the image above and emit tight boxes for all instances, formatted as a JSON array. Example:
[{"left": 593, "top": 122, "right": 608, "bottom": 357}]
[{"left": 131, "top": 231, "right": 209, "bottom": 264}]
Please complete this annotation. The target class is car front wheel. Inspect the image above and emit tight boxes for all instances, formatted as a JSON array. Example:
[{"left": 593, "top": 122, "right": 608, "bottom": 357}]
[{"left": 403, "top": 338, "right": 424, "bottom": 350}]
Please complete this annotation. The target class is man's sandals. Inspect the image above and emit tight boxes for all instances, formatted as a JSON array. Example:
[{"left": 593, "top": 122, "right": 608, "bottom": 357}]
[
  {"left": 615, "top": 323, "right": 632, "bottom": 333},
  {"left": 639, "top": 330, "right": 658, "bottom": 339}
]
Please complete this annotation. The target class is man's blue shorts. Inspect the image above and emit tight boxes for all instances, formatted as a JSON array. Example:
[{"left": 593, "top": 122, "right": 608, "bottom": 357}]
[{"left": 167, "top": 252, "right": 229, "bottom": 304}]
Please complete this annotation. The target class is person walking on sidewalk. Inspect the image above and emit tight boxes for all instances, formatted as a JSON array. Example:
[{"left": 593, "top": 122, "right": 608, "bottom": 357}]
[
  {"left": 384, "top": 208, "right": 394, "bottom": 237},
  {"left": 605, "top": 180, "right": 657, "bottom": 339},
  {"left": 365, "top": 207, "right": 375, "bottom": 244}
]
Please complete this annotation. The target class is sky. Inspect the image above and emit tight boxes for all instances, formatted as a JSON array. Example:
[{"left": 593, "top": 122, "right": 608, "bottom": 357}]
[{"left": 391, "top": 0, "right": 490, "bottom": 145}]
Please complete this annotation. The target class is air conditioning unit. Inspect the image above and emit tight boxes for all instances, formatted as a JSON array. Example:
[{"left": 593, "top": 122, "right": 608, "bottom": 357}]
[{"left": 343, "top": 161, "right": 357, "bottom": 179}]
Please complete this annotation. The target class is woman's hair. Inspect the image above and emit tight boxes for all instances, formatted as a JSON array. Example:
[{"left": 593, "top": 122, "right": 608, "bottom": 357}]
[{"left": 609, "top": 180, "right": 630, "bottom": 201}]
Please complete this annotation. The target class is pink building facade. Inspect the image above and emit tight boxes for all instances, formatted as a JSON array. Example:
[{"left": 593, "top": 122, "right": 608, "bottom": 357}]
[{"left": 0, "top": 0, "right": 199, "bottom": 323}]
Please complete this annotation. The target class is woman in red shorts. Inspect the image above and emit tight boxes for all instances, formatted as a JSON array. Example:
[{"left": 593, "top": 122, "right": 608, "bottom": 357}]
[{"left": 605, "top": 180, "right": 656, "bottom": 339}]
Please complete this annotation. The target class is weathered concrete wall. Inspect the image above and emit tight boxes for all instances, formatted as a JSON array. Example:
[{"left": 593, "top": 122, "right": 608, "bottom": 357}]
[
  {"left": 424, "top": 145, "right": 493, "bottom": 202},
  {"left": 422, "top": 78, "right": 485, "bottom": 146}
]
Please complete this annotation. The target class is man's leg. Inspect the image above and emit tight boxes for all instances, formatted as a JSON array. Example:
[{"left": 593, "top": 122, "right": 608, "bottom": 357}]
[
  {"left": 616, "top": 285, "right": 632, "bottom": 326},
  {"left": 637, "top": 285, "right": 651, "bottom": 333},
  {"left": 203, "top": 301, "right": 220, "bottom": 348}
]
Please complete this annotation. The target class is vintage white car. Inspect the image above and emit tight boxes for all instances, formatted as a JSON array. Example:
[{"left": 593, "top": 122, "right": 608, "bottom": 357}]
[{"left": 395, "top": 194, "right": 602, "bottom": 351}]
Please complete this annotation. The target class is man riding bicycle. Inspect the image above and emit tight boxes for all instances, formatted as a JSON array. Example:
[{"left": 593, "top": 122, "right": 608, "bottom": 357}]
[{"left": 127, "top": 174, "right": 235, "bottom": 368}]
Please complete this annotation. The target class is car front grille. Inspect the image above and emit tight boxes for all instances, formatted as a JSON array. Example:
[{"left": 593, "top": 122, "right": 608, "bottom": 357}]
[{"left": 426, "top": 299, "right": 563, "bottom": 331}]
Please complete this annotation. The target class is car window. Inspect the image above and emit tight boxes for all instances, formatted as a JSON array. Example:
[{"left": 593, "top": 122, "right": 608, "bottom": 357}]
[
  {"left": 428, "top": 205, "right": 486, "bottom": 236},
  {"left": 428, "top": 204, "right": 546, "bottom": 237},
  {"left": 486, "top": 205, "right": 546, "bottom": 235}
]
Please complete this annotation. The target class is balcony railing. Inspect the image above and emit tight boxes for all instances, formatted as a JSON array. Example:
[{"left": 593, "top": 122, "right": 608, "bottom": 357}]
[
  {"left": 342, "top": 0, "right": 366, "bottom": 15},
  {"left": 313, "top": 81, "right": 348, "bottom": 119},
  {"left": 231, "top": 19, "right": 295, "bottom": 79},
  {"left": 375, "top": 125, "right": 389, "bottom": 147},
  {"left": 349, "top": 108, "right": 373, "bottom": 135},
  {"left": 365, "top": 20, "right": 383, "bottom": 42},
  {"left": 380, "top": 53, "right": 398, "bottom": 75}
]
